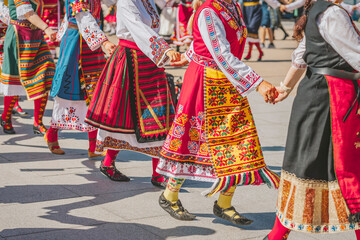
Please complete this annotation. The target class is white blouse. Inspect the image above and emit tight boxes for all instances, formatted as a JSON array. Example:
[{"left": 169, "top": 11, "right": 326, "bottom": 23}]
[
  {"left": 0, "top": 0, "right": 9, "bottom": 26},
  {"left": 189, "top": 7, "right": 263, "bottom": 97},
  {"left": 292, "top": 5, "right": 360, "bottom": 72},
  {"left": 116, "top": 0, "right": 172, "bottom": 67}
]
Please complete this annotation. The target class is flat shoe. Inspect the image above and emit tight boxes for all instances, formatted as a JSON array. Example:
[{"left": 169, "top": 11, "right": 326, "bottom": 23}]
[
  {"left": 88, "top": 150, "right": 106, "bottom": 158},
  {"left": 1, "top": 119, "right": 15, "bottom": 134},
  {"left": 100, "top": 162, "right": 130, "bottom": 182},
  {"left": 159, "top": 192, "right": 196, "bottom": 221},
  {"left": 44, "top": 133, "right": 65, "bottom": 155},
  {"left": 12, "top": 106, "right": 28, "bottom": 117},
  {"left": 33, "top": 124, "right": 47, "bottom": 135},
  {"left": 213, "top": 200, "right": 253, "bottom": 225},
  {"left": 151, "top": 175, "right": 168, "bottom": 188}
]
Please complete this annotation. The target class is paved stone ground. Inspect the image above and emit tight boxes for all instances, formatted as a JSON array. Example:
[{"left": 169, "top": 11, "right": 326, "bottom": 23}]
[{"left": 0, "top": 22, "right": 357, "bottom": 240}]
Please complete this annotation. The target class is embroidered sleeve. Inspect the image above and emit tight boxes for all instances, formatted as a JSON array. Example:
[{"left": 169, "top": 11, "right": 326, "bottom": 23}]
[
  {"left": 118, "top": 0, "right": 171, "bottom": 67},
  {"left": 70, "top": 0, "right": 90, "bottom": 16},
  {"left": 291, "top": 37, "right": 307, "bottom": 69},
  {"left": 0, "top": 0, "right": 10, "bottom": 25},
  {"left": 14, "top": 0, "right": 33, "bottom": 20},
  {"left": 198, "top": 8, "right": 263, "bottom": 97},
  {"left": 56, "top": 13, "right": 69, "bottom": 42},
  {"left": 318, "top": 6, "right": 360, "bottom": 72},
  {"left": 75, "top": 11, "right": 108, "bottom": 51}
]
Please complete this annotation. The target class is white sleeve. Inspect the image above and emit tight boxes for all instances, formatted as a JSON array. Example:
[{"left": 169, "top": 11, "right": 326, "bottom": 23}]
[
  {"left": 185, "top": 41, "right": 194, "bottom": 62},
  {"left": 0, "top": 0, "right": 9, "bottom": 25},
  {"left": 340, "top": 2, "right": 354, "bottom": 14},
  {"left": 56, "top": 13, "right": 69, "bottom": 42},
  {"left": 317, "top": 6, "right": 360, "bottom": 72},
  {"left": 197, "top": 8, "right": 263, "bottom": 97},
  {"left": 16, "top": 3, "right": 34, "bottom": 20},
  {"left": 75, "top": 11, "right": 108, "bottom": 51},
  {"left": 285, "top": 0, "right": 305, "bottom": 12},
  {"left": 118, "top": 0, "right": 172, "bottom": 67},
  {"left": 291, "top": 37, "right": 307, "bottom": 69},
  {"left": 102, "top": 0, "right": 117, "bottom": 7},
  {"left": 264, "top": 0, "right": 280, "bottom": 9}
]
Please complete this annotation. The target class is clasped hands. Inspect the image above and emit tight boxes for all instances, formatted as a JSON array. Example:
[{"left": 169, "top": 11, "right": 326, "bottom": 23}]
[{"left": 257, "top": 81, "right": 291, "bottom": 104}]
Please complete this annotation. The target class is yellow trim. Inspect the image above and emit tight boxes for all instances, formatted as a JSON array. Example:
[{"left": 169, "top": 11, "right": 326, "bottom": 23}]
[{"left": 243, "top": 2, "right": 260, "bottom": 6}]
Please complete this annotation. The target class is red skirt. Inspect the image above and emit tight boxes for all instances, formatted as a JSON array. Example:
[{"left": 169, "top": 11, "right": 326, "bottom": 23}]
[{"left": 85, "top": 40, "right": 176, "bottom": 143}]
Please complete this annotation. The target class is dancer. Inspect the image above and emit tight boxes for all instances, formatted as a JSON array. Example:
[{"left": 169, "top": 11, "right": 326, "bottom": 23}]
[
  {"left": 156, "top": 0, "right": 280, "bottom": 225},
  {"left": 172, "top": 0, "right": 193, "bottom": 47},
  {"left": 0, "top": 0, "right": 56, "bottom": 135},
  {"left": 42, "top": 0, "right": 60, "bottom": 59},
  {"left": 243, "top": 0, "right": 279, "bottom": 61},
  {"left": 265, "top": 0, "right": 360, "bottom": 239},
  {"left": 46, "top": 0, "right": 114, "bottom": 155},
  {"left": 103, "top": 2, "right": 116, "bottom": 35},
  {"left": 85, "top": 0, "right": 180, "bottom": 185}
]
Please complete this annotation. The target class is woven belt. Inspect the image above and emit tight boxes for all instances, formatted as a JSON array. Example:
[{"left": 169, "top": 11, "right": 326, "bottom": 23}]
[
  {"left": 10, "top": 19, "right": 38, "bottom": 30},
  {"left": 243, "top": 2, "right": 260, "bottom": 6},
  {"left": 186, "top": 49, "right": 219, "bottom": 70},
  {"left": 309, "top": 67, "right": 360, "bottom": 81},
  {"left": 68, "top": 23, "right": 79, "bottom": 30}
]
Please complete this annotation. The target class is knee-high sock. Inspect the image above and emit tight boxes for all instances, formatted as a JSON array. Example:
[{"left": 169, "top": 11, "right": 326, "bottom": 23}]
[
  {"left": 88, "top": 129, "right": 98, "bottom": 152},
  {"left": 46, "top": 127, "right": 59, "bottom": 142},
  {"left": 245, "top": 42, "right": 253, "bottom": 59},
  {"left": 2, "top": 96, "right": 18, "bottom": 129},
  {"left": 164, "top": 177, "right": 185, "bottom": 202},
  {"left": 254, "top": 42, "right": 264, "bottom": 56},
  {"left": 267, "top": 216, "right": 291, "bottom": 240},
  {"left": 356, "top": 229, "right": 360, "bottom": 240},
  {"left": 33, "top": 94, "right": 48, "bottom": 126},
  {"left": 103, "top": 149, "right": 119, "bottom": 167},
  {"left": 152, "top": 158, "right": 161, "bottom": 177},
  {"left": 217, "top": 186, "right": 236, "bottom": 209},
  {"left": 13, "top": 98, "right": 19, "bottom": 109}
]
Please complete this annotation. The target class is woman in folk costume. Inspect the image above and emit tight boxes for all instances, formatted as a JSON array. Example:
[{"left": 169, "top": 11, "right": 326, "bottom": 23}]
[
  {"left": 85, "top": 0, "right": 180, "bottom": 184},
  {"left": 45, "top": 0, "right": 115, "bottom": 155},
  {"left": 242, "top": 0, "right": 278, "bottom": 61},
  {"left": 156, "top": 0, "right": 280, "bottom": 224},
  {"left": 0, "top": 0, "right": 56, "bottom": 135},
  {"left": 264, "top": 0, "right": 360, "bottom": 239},
  {"left": 42, "top": 0, "right": 59, "bottom": 58},
  {"left": 172, "top": 0, "right": 193, "bottom": 46}
]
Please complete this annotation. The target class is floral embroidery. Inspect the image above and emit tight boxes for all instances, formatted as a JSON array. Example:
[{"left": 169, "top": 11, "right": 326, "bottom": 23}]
[
  {"left": 140, "top": 0, "right": 159, "bottom": 29},
  {"left": 186, "top": 48, "right": 219, "bottom": 70},
  {"left": 61, "top": 107, "right": 79, "bottom": 123},
  {"left": 82, "top": 26, "right": 107, "bottom": 51},
  {"left": 149, "top": 36, "right": 170, "bottom": 66},
  {"left": 70, "top": 0, "right": 90, "bottom": 16}
]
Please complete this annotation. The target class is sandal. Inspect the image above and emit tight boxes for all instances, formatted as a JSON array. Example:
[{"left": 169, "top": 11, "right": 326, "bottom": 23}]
[
  {"left": 1, "top": 119, "right": 15, "bottom": 134},
  {"left": 88, "top": 149, "right": 106, "bottom": 158},
  {"left": 99, "top": 162, "right": 130, "bottom": 182},
  {"left": 159, "top": 192, "right": 196, "bottom": 221},
  {"left": 12, "top": 106, "right": 28, "bottom": 117},
  {"left": 213, "top": 201, "right": 253, "bottom": 225},
  {"left": 33, "top": 123, "right": 47, "bottom": 135},
  {"left": 44, "top": 133, "right": 65, "bottom": 155},
  {"left": 151, "top": 175, "right": 168, "bottom": 188}
]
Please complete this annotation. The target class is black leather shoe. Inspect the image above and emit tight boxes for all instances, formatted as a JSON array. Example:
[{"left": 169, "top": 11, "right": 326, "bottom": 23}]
[
  {"left": 1, "top": 119, "right": 15, "bottom": 134},
  {"left": 151, "top": 175, "right": 168, "bottom": 188},
  {"left": 100, "top": 162, "right": 130, "bottom": 182},
  {"left": 33, "top": 124, "right": 47, "bottom": 135},
  {"left": 12, "top": 106, "right": 28, "bottom": 117},
  {"left": 213, "top": 201, "right": 253, "bottom": 225},
  {"left": 159, "top": 192, "right": 196, "bottom": 221}
]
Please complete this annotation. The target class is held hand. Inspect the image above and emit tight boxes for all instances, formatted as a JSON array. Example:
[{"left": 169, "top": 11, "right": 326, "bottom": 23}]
[
  {"left": 103, "top": 41, "right": 116, "bottom": 54},
  {"left": 170, "top": 53, "right": 189, "bottom": 67},
  {"left": 45, "top": 28, "right": 57, "bottom": 42},
  {"left": 274, "top": 86, "right": 290, "bottom": 103},
  {"left": 166, "top": 50, "right": 181, "bottom": 63},
  {"left": 280, "top": 4, "right": 287, "bottom": 12},
  {"left": 257, "top": 81, "right": 278, "bottom": 104}
]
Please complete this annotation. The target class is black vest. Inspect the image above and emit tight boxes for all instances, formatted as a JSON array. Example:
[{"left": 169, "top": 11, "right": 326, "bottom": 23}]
[{"left": 303, "top": 0, "right": 355, "bottom": 72}]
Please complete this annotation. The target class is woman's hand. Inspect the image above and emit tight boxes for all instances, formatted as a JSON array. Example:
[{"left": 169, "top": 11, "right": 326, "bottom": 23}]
[
  {"left": 102, "top": 40, "right": 116, "bottom": 54},
  {"left": 45, "top": 28, "right": 57, "bottom": 42},
  {"left": 170, "top": 53, "right": 189, "bottom": 67},
  {"left": 257, "top": 80, "right": 278, "bottom": 104},
  {"left": 274, "top": 86, "right": 290, "bottom": 103},
  {"left": 280, "top": 4, "right": 287, "bottom": 12},
  {"left": 166, "top": 50, "right": 181, "bottom": 62}
]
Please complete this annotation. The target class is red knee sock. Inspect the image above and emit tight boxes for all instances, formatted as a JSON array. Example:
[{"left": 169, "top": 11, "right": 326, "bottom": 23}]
[
  {"left": 245, "top": 42, "right": 253, "bottom": 59},
  {"left": 88, "top": 130, "right": 98, "bottom": 152},
  {"left": 46, "top": 127, "right": 58, "bottom": 142},
  {"left": 356, "top": 229, "right": 360, "bottom": 239},
  {"left": 254, "top": 42, "right": 264, "bottom": 57},
  {"left": 103, "top": 149, "right": 119, "bottom": 167},
  {"left": 33, "top": 95, "right": 48, "bottom": 126},
  {"left": 267, "top": 216, "right": 291, "bottom": 240},
  {"left": 152, "top": 158, "right": 166, "bottom": 182},
  {"left": 2, "top": 96, "right": 18, "bottom": 129}
]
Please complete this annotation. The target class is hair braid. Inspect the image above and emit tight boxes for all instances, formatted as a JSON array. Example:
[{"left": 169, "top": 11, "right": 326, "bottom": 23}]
[{"left": 293, "top": 0, "right": 314, "bottom": 41}]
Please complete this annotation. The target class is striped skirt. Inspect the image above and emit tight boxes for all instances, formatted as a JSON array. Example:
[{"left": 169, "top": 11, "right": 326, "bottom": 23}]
[
  {"left": 0, "top": 22, "right": 54, "bottom": 100},
  {"left": 85, "top": 40, "right": 175, "bottom": 156}
]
